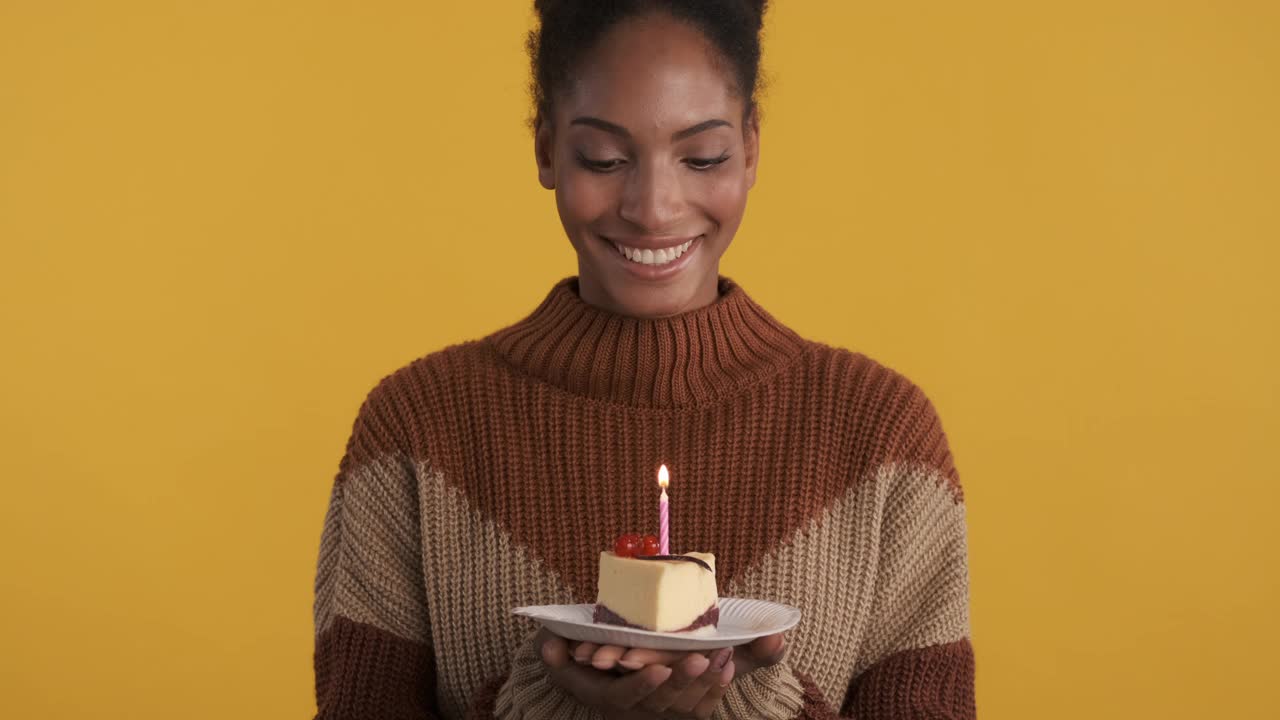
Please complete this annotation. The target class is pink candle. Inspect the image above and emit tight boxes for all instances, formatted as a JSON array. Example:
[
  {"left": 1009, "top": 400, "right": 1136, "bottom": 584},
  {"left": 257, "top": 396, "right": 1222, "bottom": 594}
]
[{"left": 658, "top": 464, "right": 670, "bottom": 555}]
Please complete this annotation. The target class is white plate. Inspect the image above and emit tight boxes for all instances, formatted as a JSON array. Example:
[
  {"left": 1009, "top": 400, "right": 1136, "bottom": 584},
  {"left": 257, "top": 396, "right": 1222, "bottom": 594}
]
[{"left": 512, "top": 597, "right": 801, "bottom": 651}]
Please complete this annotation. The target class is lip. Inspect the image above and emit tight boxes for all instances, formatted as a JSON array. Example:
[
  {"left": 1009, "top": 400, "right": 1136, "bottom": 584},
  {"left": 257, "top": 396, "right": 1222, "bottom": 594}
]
[
  {"left": 606, "top": 236, "right": 700, "bottom": 251},
  {"left": 600, "top": 234, "right": 702, "bottom": 281}
]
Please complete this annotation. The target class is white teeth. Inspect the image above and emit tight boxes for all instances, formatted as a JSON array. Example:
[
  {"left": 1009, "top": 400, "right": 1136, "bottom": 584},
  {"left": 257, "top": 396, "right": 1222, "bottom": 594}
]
[{"left": 610, "top": 238, "right": 697, "bottom": 266}]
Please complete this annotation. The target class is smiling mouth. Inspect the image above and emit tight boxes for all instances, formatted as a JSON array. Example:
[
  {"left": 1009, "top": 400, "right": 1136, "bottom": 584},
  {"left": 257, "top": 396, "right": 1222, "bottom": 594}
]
[{"left": 605, "top": 237, "right": 696, "bottom": 266}]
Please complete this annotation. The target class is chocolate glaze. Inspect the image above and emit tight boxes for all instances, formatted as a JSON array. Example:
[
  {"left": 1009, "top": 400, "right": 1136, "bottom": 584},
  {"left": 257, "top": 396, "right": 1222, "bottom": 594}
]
[
  {"left": 593, "top": 603, "right": 720, "bottom": 632},
  {"left": 632, "top": 554, "right": 714, "bottom": 573}
]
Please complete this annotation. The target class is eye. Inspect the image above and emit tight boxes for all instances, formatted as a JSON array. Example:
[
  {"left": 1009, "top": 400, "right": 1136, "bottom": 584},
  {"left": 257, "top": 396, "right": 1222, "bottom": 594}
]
[
  {"left": 686, "top": 153, "right": 731, "bottom": 171},
  {"left": 576, "top": 152, "right": 626, "bottom": 173}
]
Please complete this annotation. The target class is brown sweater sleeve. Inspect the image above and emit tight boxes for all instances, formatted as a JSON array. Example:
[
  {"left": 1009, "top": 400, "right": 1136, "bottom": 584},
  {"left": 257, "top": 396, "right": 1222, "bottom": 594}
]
[{"left": 313, "top": 380, "right": 441, "bottom": 719}]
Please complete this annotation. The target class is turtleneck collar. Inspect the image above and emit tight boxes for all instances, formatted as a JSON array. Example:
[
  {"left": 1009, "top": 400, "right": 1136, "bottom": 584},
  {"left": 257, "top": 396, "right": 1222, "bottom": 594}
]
[{"left": 484, "top": 276, "right": 808, "bottom": 408}]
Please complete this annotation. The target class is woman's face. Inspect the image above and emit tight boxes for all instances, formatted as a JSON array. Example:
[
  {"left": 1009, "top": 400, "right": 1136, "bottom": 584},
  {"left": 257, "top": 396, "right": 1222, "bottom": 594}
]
[{"left": 535, "top": 12, "right": 760, "bottom": 318}]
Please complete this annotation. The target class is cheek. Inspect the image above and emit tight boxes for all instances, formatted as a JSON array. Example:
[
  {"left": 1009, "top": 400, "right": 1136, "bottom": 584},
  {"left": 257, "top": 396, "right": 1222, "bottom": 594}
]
[
  {"left": 556, "top": 170, "right": 617, "bottom": 226},
  {"left": 698, "top": 172, "right": 749, "bottom": 223}
]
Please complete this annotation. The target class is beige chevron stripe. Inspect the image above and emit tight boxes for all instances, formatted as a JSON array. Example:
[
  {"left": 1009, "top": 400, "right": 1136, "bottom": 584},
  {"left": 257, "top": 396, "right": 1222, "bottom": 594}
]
[
  {"left": 856, "top": 464, "right": 971, "bottom": 673},
  {"left": 418, "top": 461, "right": 578, "bottom": 720},
  {"left": 725, "top": 462, "right": 969, "bottom": 709},
  {"left": 317, "top": 457, "right": 966, "bottom": 719},
  {"left": 314, "top": 454, "right": 430, "bottom": 644}
]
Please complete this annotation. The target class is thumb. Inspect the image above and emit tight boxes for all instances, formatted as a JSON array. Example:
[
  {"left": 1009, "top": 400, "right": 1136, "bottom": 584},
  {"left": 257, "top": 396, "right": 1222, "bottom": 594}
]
[
  {"left": 537, "top": 629, "right": 571, "bottom": 668},
  {"left": 749, "top": 633, "right": 787, "bottom": 664}
]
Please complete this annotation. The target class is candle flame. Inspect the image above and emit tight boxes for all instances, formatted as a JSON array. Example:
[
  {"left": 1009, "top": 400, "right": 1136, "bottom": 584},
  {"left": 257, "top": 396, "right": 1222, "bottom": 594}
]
[{"left": 658, "top": 464, "right": 669, "bottom": 489}]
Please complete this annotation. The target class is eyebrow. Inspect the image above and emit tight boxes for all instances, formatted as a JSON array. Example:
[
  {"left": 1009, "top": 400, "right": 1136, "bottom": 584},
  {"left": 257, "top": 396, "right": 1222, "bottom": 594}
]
[{"left": 569, "top": 116, "right": 733, "bottom": 141}]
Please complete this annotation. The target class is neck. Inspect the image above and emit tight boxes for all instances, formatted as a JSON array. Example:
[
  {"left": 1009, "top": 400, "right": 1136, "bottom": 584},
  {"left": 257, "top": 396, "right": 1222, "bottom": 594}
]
[
  {"left": 575, "top": 270, "right": 722, "bottom": 319},
  {"left": 484, "top": 275, "right": 808, "bottom": 408}
]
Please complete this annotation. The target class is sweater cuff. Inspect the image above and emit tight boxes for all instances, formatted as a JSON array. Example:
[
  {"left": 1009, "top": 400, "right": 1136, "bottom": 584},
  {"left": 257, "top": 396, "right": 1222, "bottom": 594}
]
[
  {"left": 712, "top": 661, "right": 806, "bottom": 720},
  {"left": 492, "top": 631, "right": 604, "bottom": 720}
]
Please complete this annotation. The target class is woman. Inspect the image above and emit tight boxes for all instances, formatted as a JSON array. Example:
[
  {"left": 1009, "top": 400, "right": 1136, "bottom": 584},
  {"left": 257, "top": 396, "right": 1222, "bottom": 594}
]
[{"left": 312, "top": 1, "right": 975, "bottom": 719}]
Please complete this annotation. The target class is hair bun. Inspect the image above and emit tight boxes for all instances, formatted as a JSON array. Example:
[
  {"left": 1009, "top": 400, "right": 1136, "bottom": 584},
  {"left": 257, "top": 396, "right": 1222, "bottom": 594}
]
[
  {"left": 533, "top": 0, "right": 560, "bottom": 17},
  {"left": 527, "top": 0, "right": 769, "bottom": 130},
  {"left": 537, "top": 1, "right": 766, "bottom": 24}
]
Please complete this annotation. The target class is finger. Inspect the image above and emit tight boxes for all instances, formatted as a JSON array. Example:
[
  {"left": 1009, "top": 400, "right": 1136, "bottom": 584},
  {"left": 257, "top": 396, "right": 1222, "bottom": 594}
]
[
  {"left": 638, "top": 652, "right": 710, "bottom": 713},
  {"left": 591, "top": 644, "right": 629, "bottom": 671},
  {"left": 618, "top": 646, "right": 705, "bottom": 669},
  {"left": 691, "top": 660, "right": 736, "bottom": 719},
  {"left": 603, "top": 664, "right": 673, "bottom": 711},
  {"left": 750, "top": 633, "right": 787, "bottom": 664},
  {"left": 668, "top": 648, "right": 732, "bottom": 715},
  {"left": 733, "top": 633, "right": 786, "bottom": 675},
  {"left": 573, "top": 642, "right": 600, "bottom": 665},
  {"left": 548, "top": 656, "right": 671, "bottom": 708},
  {"left": 537, "top": 629, "right": 571, "bottom": 669},
  {"left": 546, "top": 658, "right": 611, "bottom": 706}
]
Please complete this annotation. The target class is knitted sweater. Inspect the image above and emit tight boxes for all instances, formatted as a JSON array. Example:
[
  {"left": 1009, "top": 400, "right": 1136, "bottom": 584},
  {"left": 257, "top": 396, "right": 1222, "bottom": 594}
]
[{"left": 312, "top": 276, "right": 975, "bottom": 720}]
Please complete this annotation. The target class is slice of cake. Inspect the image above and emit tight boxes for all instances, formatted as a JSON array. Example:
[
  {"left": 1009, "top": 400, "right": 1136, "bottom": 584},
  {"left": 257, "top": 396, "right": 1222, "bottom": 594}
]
[{"left": 593, "top": 534, "right": 719, "bottom": 635}]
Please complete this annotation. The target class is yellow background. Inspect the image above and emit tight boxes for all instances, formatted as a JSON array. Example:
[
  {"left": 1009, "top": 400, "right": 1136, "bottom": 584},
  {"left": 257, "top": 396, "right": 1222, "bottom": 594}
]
[{"left": 2, "top": 1, "right": 1276, "bottom": 718}]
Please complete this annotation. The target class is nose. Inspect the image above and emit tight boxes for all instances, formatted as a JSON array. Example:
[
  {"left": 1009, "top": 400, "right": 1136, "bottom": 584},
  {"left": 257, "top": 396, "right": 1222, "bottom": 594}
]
[{"left": 618, "top": 158, "right": 684, "bottom": 231}]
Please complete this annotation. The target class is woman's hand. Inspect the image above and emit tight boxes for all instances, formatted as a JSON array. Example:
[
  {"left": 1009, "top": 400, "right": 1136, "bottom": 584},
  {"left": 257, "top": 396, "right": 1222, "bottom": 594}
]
[
  {"left": 572, "top": 632, "right": 787, "bottom": 678},
  {"left": 535, "top": 628, "right": 736, "bottom": 719}
]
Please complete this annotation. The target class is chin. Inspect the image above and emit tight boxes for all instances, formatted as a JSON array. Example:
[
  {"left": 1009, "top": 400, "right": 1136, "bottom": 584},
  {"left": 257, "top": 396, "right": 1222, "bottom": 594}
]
[{"left": 574, "top": 234, "right": 724, "bottom": 318}]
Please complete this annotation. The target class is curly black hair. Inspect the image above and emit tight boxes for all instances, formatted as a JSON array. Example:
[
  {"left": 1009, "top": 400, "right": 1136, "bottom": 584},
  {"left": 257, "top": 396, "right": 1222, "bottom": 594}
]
[{"left": 527, "top": 0, "right": 769, "bottom": 132}]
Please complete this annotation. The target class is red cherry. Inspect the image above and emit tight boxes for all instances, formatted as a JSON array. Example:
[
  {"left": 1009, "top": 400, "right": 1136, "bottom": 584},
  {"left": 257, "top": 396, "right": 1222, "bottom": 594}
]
[
  {"left": 640, "top": 535, "right": 660, "bottom": 556},
  {"left": 614, "top": 534, "right": 641, "bottom": 558}
]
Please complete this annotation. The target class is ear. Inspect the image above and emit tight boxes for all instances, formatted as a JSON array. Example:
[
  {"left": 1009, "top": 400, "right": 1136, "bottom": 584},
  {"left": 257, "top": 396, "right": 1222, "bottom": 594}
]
[
  {"left": 743, "top": 104, "right": 761, "bottom": 190},
  {"left": 534, "top": 117, "right": 556, "bottom": 190}
]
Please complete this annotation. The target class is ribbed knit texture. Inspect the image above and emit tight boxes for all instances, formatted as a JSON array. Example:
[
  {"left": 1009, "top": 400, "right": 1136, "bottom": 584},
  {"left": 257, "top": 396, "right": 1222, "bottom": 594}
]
[{"left": 313, "top": 275, "right": 975, "bottom": 720}]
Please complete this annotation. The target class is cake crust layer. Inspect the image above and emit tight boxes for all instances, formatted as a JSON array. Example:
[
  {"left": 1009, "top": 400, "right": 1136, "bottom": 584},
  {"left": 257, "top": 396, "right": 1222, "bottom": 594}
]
[{"left": 593, "top": 602, "right": 720, "bottom": 632}]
